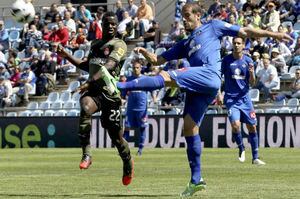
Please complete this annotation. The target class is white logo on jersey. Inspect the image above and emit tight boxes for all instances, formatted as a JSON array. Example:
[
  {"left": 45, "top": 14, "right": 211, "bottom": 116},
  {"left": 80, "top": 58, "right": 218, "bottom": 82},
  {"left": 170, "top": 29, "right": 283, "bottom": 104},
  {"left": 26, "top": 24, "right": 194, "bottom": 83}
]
[
  {"left": 232, "top": 68, "right": 245, "bottom": 79},
  {"left": 224, "top": 23, "right": 232, "bottom": 28}
]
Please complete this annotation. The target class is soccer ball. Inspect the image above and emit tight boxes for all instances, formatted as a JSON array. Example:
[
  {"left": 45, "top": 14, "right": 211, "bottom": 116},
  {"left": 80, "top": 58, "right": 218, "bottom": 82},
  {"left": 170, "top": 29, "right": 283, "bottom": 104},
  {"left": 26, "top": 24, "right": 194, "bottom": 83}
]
[{"left": 11, "top": 0, "right": 35, "bottom": 24}]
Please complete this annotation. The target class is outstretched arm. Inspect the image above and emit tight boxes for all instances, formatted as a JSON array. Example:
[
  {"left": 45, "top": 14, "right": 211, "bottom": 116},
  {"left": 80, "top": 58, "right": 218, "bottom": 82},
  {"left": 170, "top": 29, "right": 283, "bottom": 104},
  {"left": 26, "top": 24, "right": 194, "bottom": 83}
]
[
  {"left": 238, "top": 27, "right": 293, "bottom": 42},
  {"left": 57, "top": 45, "right": 89, "bottom": 71},
  {"left": 134, "top": 47, "right": 167, "bottom": 66}
]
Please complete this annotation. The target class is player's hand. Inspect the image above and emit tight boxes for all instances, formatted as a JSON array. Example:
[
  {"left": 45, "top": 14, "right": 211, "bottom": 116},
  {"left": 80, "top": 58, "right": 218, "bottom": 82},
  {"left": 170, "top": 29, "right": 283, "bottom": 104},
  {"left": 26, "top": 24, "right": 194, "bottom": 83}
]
[
  {"left": 275, "top": 32, "right": 293, "bottom": 43},
  {"left": 249, "top": 64, "right": 254, "bottom": 74},
  {"left": 57, "top": 44, "right": 69, "bottom": 58},
  {"left": 133, "top": 47, "right": 146, "bottom": 54},
  {"left": 71, "top": 82, "right": 90, "bottom": 94}
]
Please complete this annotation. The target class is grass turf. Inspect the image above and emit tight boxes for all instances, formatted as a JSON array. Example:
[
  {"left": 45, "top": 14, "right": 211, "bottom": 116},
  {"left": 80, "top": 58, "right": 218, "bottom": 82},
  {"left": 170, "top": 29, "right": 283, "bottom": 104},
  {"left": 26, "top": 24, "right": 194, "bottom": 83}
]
[{"left": 0, "top": 148, "right": 299, "bottom": 199}]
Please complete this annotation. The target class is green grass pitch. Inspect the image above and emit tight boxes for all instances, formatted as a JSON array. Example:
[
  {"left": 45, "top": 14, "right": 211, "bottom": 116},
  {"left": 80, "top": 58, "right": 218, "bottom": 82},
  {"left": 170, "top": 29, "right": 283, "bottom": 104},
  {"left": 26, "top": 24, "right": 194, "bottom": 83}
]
[{"left": 0, "top": 148, "right": 299, "bottom": 199}]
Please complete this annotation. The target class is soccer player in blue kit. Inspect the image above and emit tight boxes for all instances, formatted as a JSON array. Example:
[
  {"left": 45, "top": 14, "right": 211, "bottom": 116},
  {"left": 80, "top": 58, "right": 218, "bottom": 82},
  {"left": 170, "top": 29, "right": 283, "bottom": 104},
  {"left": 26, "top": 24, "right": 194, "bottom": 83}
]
[
  {"left": 122, "top": 58, "right": 148, "bottom": 156},
  {"left": 218, "top": 37, "right": 266, "bottom": 165},
  {"left": 116, "top": 2, "right": 292, "bottom": 197}
]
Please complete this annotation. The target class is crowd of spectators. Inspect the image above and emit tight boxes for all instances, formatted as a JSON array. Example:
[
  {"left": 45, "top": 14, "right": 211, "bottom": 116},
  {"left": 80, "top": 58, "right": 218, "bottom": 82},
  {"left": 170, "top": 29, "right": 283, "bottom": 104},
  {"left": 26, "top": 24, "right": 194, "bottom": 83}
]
[{"left": 1, "top": 0, "right": 300, "bottom": 112}]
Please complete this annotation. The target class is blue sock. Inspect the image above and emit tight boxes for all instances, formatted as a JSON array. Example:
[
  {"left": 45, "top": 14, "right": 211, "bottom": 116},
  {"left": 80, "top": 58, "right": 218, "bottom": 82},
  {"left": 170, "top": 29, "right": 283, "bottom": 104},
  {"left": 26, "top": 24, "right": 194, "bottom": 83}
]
[
  {"left": 123, "top": 130, "right": 130, "bottom": 141},
  {"left": 117, "top": 75, "right": 165, "bottom": 91},
  {"left": 138, "top": 127, "right": 146, "bottom": 150},
  {"left": 249, "top": 132, "right": 259, "bottom": 160},
  {"left": 185, "top": 135, "right": 201, "bottom": 184},
  {"left": 233, "top": 131, "right": 245, "bottom": 152}
]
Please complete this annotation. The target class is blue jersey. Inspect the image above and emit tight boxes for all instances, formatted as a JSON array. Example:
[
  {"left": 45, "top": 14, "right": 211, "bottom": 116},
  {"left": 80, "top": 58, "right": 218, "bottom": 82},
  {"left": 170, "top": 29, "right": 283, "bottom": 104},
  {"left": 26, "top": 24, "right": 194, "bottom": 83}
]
[
  {"left": 222, "top": 54, "right": 253, "bottom": 98},
  {"left": 162, "top": 20, "right": 240, "bottom": 74},
  {"left": 126, "top": 75, "right": 148, "bottom": 111}
]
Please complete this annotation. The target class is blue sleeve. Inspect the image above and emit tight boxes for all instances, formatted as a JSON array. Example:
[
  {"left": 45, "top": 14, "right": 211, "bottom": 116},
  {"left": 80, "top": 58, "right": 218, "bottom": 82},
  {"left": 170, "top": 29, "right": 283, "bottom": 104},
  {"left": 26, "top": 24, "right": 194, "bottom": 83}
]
[
  {"left": 85, "top": 10, "right": 93, "bottom": 21},
  {"left": 161, "top": 39, "right": 186, "bottom": 61},
  {"left": 212, "top": 20, "right": 240, "bottom": 38}
]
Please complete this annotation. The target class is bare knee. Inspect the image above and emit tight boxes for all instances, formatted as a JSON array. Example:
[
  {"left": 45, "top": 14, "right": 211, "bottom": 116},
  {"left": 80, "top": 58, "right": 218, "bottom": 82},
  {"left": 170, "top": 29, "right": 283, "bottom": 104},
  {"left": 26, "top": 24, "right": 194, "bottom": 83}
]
[
  {"left": 246, "top": 124, "right": 256, "bottom": 133},
  {"left": 80, "top": 96, "right": 98, "bottom": 115},
  {"left": 183, "top": 114, "right": 199, "bottom": 137},
  {"left": 231, "top": 121, "right": 241, "bottom": 133},
  {"left": 159, "top": 71, "right": 177, "bottom": 87}
]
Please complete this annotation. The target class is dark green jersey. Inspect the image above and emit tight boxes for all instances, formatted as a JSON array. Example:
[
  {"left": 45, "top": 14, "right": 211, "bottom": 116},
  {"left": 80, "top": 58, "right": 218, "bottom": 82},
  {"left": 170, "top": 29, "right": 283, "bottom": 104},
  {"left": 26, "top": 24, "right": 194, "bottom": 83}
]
[{"left": 88, "top": 38, "right": 127, "bottom": 78}]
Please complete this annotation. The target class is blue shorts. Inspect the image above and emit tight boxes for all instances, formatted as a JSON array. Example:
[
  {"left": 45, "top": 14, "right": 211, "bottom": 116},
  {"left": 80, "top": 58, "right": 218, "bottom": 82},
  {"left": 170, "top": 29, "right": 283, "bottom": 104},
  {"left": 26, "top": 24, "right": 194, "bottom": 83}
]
[
  {"left": 168, "top": 67, "right": 221, "bottom": 126},
  {"left": 225, "top": 94, "right": 257, "bottom": 125},
  {"left": 125, "top": 109, "right": 148, "bottom": 128},
  {"left": 168, "top": 67, "right": 221, "bottom": 94}
]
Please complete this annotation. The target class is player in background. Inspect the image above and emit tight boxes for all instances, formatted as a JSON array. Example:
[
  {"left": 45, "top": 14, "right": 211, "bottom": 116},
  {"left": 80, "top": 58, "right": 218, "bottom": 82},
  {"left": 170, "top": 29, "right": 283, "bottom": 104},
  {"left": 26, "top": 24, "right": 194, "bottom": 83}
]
[
  {"left": 96, "top": 2, "right": 292, "bottom": 197},
  {"left": 122, "top": 58, "right": 148, "bottom": 156},
  {"left": 217, "top": 37, "right": 266, "bottom": 165},
  {"left": 57, "top": 12, "right": 133, "bottom": 186}
]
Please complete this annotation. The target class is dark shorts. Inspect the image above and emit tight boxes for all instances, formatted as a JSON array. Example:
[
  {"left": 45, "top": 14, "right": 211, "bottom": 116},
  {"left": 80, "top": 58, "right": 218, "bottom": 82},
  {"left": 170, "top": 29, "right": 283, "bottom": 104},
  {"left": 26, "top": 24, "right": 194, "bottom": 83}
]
[{"left": 82, "top": 89, "right": 122, "bottom": 131}]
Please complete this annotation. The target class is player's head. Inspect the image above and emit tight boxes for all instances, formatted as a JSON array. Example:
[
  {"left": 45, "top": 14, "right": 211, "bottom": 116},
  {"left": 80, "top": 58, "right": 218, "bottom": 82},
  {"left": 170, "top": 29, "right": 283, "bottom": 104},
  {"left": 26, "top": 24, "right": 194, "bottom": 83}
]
[
  {"left": 182, "top": 2, "right": 202, "bottom": 32},
  {"left": 232, "top": 37, "right": 245, "bottom": 54},
  {"left": 102, "top": 11, "right": 118, "bottom": 39},
  {"left": 132, "top": 58, "right": 144, "bottom": 77},
  {"left": 295, "top": 69, "right": 300, "bottom": 79}
]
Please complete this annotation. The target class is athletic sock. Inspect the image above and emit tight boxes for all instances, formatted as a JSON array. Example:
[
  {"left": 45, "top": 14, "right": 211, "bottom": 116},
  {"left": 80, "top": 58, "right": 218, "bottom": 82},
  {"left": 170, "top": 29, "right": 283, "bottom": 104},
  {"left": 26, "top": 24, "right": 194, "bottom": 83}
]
[
  {"left": 117, "top": 75, "right": 165, "bottom": 91},
  {"left": 82, "top": 145, "right": 91, "bottom": 156},
  {"left": 185, "top": 135, "right": 201, "bottom": 185},
  {"left": 249, "top": 132, "right": 259, "bottom": 160},
  {"left": 138, "top": 126, "right": 146, "bottom": 151},
  {"left": 123, "top": 130, "right": 130, "bottom": 141},
  {"left": 233, "top": 131, "right": 245, "bottom": 152}
]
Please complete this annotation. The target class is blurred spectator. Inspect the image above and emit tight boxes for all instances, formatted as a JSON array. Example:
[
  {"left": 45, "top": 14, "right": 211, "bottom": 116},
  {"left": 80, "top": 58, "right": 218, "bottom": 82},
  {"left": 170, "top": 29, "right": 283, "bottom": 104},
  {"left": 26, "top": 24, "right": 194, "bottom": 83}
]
[
  {"left": 290, "top": 37, "right": 300, "bottom": 65},
  {"left": 64, "top": 11, "right": 76, "bottom": 33},
  {"left": 135, "top": 0, "right": 154, "bottom": 37},
  {"left": 136, "top": 20, "right": 161, "bottom": 49},
  {"left": 10, "top": 66, "right": 21, "bottom": 88},
  {"left": 208, "top": 0, "right": 221, "bottom": 16},
  {"left": 29, "top": 14, "right": 45, "bottom": 31},
  {"left": 175, "top": 0, "right": 187, "bottom": 21},
  {"left": 270, "top": 48, "right": 287, "bottom": 75},
  {"left": 26, "top": 24, "right": 43, "bottom": 49},
  {"left": 0, "top": 63, "right": 11, "bottom": 80},
  {"left": 219, "top": 4, "right": 229, "bottom": 20},
  {"left": 251, "top": 8, "right": 261, "bottom": 29},
  {"left": 49, "top": 21, "right": 69, "bottom": 46},
  {"left": 252, "top": 37, "right": 270, "bottom": 55},
  {"left": 168, "top": 19, "right": 183, "bottom": 41},
  {"left": 242, "top": 0, "right": 256, "bottom": 13},
  {"left": 115, "top": 0, "right": 125, "bottom": 22},
  {"left": 0, "top": 20, "right": 9, "bottom": 52},
  {"left": 54, "top": 13, "right": 63, "bottom": 23},
  {"left": 126, "top": 0, "right": 138, "bottom": 18},
  {"left": 227, "top": 4, "right": 238, "bottom": 23},
  {"left": 7, "top": 48, "right": 20, "bottom": 69},
  {"left": 279, "top": 0, "right": 294, "bottom": 21},
  {"left": 0, "top": 50, "right": 7, "bottom": 63},
  {"left": 65, "top": 2, "right": 76, "bottom": 19},
  {"left": 0, "top": 75, "right": 13, "bottom": 108},
  {"left": 261, "top": 1, "right": 280, "bottom": 32},
  {"left": 270, "top": 39, "right": 292, "bottom": 62},
  {"left": 252, "top": 51, "right": 262, "bottom": 74},
  {"left": 161, "top": 87, "right": 184, "bottom": 113},
  {"left": 286, "top": 24, "right": 298, "bottom": 51},
  {"left": 45, "top": 3, "right": 60, "bottom": 23},
  {"left": 75, "top": 4, "right": 93, "bottom": 28},
  {"left": 273, "top": 69, "right": 300, "bottom": 101},
  {"left": 13, "top": 65, "right": 36, "bottom": 105},
  {"left": 255, "top": 53, "right": 279, "bottom": 101},
  {"left": 117, "top": 11, "right": 133, "bottom": 38},
  {"left": 87, "top": 7, "right": 104, "bottom": 40}
]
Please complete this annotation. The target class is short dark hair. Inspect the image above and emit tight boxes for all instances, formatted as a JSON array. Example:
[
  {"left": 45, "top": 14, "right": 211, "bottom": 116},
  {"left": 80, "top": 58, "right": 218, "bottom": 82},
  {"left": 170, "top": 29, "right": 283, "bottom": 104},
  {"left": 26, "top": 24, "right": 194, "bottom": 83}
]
[
  {"left": 102, "top": 11, "right": 118, "bottom": 23},
  {"left": 183, "top": 2, "right": 202, "bottom": 15},
  {"left": 233, "top": 36, "right": 245, "bottom": 43}
]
